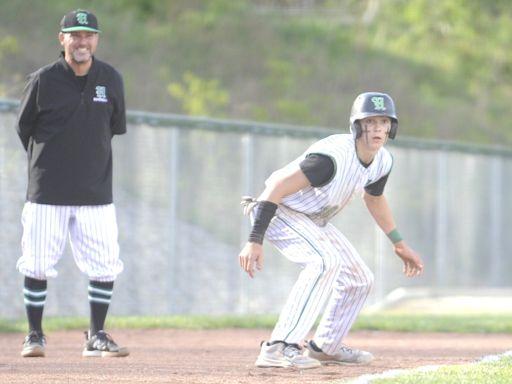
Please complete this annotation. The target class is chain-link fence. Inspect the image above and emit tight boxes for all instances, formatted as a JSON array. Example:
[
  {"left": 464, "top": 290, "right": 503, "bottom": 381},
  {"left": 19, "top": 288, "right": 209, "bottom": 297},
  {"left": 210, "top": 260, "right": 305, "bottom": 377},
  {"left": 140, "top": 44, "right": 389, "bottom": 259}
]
[{"left": 2, "top": 99, "right": 512, "bottom": 319}]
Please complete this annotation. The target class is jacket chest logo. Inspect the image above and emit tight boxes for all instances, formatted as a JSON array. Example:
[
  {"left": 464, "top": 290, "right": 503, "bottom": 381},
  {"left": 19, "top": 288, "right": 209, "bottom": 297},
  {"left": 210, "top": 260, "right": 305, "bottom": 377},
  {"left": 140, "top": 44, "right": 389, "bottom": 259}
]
[{"left": 93, "top": 86, "right": 108, "bottom": 103}]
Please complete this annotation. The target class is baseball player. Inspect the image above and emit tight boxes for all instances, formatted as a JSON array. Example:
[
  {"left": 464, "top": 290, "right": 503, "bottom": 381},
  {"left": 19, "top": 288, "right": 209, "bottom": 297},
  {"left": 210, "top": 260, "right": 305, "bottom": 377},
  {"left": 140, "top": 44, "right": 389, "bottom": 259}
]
[
  {"left": 15, "top": 9, "right": 128, "bottom": 358},
  {"left": 239, "top": 92, "right": 424, "bottom": 369}
]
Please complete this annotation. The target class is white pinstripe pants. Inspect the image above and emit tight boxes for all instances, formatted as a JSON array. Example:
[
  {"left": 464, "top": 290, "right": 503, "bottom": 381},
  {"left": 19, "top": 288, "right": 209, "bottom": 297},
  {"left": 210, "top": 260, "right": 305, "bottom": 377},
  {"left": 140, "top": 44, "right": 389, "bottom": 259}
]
[
  {"left": 17, "top": 202, "right": 123, "bottom": 282},
  {"left": 265, "top": 205, "right": 374, "bottom": 355}
]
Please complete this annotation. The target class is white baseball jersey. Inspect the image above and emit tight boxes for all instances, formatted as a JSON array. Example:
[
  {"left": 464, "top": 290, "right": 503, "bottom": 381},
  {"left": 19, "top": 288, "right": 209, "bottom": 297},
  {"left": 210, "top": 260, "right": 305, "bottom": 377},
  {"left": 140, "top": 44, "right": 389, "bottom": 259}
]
[
  {"left": 262, "top": 134, "right": 392, "bottom": 354},
  {"left": 266, "top": 134, "right": 393, "bottom": 226}
]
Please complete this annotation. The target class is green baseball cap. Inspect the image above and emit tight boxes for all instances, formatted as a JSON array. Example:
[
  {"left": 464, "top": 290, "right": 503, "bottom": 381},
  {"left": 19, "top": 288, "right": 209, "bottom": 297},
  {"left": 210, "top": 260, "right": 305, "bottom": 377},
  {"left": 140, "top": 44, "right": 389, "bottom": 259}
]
[{"left": 60, "top": 9, "right": 101, "bottom": 33}]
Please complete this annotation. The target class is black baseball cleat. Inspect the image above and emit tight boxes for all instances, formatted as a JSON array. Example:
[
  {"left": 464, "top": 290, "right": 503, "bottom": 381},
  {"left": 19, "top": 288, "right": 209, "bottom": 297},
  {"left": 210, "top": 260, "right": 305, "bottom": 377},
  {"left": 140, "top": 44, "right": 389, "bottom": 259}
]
[
  {"left": 21, "top": 330, "right": 46, "bottom": 357},
  {"left": 82, "top": 330, "right": 129, "bottom": 357}
]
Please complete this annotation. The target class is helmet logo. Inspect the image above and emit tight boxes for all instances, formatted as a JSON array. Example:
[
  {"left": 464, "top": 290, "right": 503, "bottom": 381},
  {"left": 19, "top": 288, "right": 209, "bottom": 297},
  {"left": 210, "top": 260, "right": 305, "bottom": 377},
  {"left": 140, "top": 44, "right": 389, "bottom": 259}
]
[{"left": 371, "top": 96, "right": 386, "bottom": 111}]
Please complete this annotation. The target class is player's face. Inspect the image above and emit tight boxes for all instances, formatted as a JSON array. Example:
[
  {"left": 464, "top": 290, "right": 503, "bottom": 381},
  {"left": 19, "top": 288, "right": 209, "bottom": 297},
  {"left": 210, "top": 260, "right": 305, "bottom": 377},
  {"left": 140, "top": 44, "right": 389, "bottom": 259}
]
[
  {"left": 59, "top": 31, "right": 98, "bottom": 65},
  {"left": 359, "top": 116, "right": 391, "bottom": 150}
]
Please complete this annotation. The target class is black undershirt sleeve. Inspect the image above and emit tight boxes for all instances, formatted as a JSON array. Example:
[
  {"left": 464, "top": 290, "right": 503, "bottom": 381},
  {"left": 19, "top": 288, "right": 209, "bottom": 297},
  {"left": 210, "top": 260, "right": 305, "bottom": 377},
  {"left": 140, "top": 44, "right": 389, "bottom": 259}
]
[
  {"left": 299, "top": 153, "right": 335, "bottom": 187},
  {"left": 364, "top": 173, "right": 390, "bottom": 196}
]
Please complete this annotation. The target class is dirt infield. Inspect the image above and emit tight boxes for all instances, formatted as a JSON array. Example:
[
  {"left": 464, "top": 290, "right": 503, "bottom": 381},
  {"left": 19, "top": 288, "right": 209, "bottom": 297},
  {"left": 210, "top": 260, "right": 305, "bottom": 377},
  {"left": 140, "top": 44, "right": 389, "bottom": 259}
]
[{"left": 1, "top": 329, "right": 511, "bottom": 383}]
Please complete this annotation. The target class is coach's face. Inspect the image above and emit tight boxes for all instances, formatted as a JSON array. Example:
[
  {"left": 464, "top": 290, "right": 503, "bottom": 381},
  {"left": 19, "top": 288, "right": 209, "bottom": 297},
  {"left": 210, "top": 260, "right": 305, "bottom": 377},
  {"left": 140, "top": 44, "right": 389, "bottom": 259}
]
[{"left": 59, "top": 31, "right": 99, "bottom": 67}]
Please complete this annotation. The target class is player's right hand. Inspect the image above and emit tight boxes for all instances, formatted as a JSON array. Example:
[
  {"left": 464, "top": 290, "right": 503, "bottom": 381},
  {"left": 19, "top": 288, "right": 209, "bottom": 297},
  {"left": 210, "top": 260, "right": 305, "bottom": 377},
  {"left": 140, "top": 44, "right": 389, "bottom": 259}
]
[{"left": 239, "top": 242, "right": 264, "bottom": 278}]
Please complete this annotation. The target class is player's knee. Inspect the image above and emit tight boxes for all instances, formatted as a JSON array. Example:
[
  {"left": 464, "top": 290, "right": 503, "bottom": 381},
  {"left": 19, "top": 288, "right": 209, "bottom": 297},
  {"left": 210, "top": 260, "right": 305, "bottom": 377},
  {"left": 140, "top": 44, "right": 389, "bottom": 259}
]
[
  {"left": 322, "top": 257, "right": 339, "bottom": 272},
  {"left": 347, "top": 268, "right": 374, "bottom": 293}
]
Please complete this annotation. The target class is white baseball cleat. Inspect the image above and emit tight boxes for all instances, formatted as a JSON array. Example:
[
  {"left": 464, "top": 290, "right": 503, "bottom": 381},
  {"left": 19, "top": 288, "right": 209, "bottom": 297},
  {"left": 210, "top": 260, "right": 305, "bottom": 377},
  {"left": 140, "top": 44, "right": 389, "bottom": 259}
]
[
  {"left": 255, "top": 340, "right": 321, "bottom": 369},
  {"left": 304, "top": 339, "right": 374, "bottom": 365}
]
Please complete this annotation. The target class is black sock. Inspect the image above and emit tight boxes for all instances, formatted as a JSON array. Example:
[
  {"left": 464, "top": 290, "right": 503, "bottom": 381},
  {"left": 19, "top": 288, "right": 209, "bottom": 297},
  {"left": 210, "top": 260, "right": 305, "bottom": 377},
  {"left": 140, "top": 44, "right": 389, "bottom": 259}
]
[
  {"left": 23, "top": 276, "right": 47, "bottom": 334},
  {"left": 88, "top": 280, "right": 114, "bottom": 336}
]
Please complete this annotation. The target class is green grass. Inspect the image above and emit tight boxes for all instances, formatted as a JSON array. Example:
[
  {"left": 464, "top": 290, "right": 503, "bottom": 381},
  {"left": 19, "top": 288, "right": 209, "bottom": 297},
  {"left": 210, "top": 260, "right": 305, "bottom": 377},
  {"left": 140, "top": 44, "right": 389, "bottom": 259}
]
[
  {"left": 2, "top": 312, "right": 512, "bottom": 333},
  {"left": 363, "top": 356, "right": 512, "bottom": 384},
  {"left": 352, "top": 312, "right": 512, "bottom": 333},
  {"left": 0, "top": 314, "right": 279, "bottom": 333}
]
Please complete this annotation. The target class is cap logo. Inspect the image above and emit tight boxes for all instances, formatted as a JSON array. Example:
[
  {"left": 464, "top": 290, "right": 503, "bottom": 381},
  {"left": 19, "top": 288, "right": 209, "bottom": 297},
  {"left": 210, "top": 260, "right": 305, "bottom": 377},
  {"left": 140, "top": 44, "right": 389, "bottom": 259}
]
[
  {"left": 76, "top": 12, "right": 89, "bottom": 25},
  {"left": 371, "top": 96, "right": 386, "bottom": 111}
]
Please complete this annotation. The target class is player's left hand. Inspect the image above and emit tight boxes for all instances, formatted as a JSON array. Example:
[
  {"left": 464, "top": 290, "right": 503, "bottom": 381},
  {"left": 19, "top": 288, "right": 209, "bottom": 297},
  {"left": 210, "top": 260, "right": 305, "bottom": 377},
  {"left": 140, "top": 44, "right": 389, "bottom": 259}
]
[{"left": 393, "top": 241, "right": 424, "bottom": 277}]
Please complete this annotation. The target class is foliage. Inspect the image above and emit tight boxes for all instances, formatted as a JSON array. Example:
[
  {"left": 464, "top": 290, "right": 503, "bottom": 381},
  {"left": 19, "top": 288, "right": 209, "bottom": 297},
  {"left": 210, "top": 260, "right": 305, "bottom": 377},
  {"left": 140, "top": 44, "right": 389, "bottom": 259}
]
[
  {"left": 0, "top": 36, "right": 17, "bottom": 60},
  {"left": 0, "top": 35, "right": 18, "bottom": 96},
  {"left": 1, "top": 0, "right": 512, "bottom": 145},
  {"left": 372, "top": 0, "right": 512, "bottom": 144},
  {"left": 168, "top": 71, "right": 230, "bottom": 117}
]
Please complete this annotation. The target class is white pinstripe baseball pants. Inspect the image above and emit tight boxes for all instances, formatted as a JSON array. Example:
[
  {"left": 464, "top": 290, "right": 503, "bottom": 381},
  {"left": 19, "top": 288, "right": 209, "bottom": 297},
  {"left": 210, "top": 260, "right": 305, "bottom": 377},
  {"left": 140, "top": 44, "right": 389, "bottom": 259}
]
[
  {"left": 265, "top": 205, "right": 374, "bottom": 355},
  {"left": 17, "top": 202, "right": 123, "bottom": 282}
]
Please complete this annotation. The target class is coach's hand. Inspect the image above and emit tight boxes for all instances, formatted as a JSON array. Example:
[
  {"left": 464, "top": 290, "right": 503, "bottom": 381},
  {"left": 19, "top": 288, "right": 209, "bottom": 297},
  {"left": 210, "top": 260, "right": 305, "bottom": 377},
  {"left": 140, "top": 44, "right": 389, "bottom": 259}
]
[
  {"left": 239, "top": 242, "right": 264, "bottom": 278},
  {"left": 394, "top": 241, "right": 424, "bottom": 277}
]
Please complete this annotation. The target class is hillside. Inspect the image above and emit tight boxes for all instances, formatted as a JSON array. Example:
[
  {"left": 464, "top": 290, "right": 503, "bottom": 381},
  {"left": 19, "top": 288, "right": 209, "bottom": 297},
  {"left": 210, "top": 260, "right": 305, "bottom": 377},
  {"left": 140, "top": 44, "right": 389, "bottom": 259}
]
[{"left": 1, "top": 0, "right": 511, "bottom": 145}]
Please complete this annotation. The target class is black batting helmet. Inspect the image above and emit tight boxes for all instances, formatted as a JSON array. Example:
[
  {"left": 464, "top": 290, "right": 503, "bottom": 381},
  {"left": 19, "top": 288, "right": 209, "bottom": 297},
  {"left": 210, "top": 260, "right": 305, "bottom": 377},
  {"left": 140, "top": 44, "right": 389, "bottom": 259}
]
[{"left": 349, "top": 92, "right": 398, "bottom": 139}]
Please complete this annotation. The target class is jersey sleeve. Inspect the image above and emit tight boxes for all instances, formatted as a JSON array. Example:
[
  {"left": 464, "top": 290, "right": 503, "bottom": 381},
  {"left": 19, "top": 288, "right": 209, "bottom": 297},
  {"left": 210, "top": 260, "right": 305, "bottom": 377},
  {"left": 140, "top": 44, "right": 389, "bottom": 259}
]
[
  {"left": 16, "top": 73, "right": 39, "bottom": 151},
  {"left": 364, "top": 172, "right": 390, "bottom": 196},
  {"left": 299, "top": 153, "right": 335, "bottom": 187},
  {"left": 110, "top": 71, "right": 127, "bottom": 135}
]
